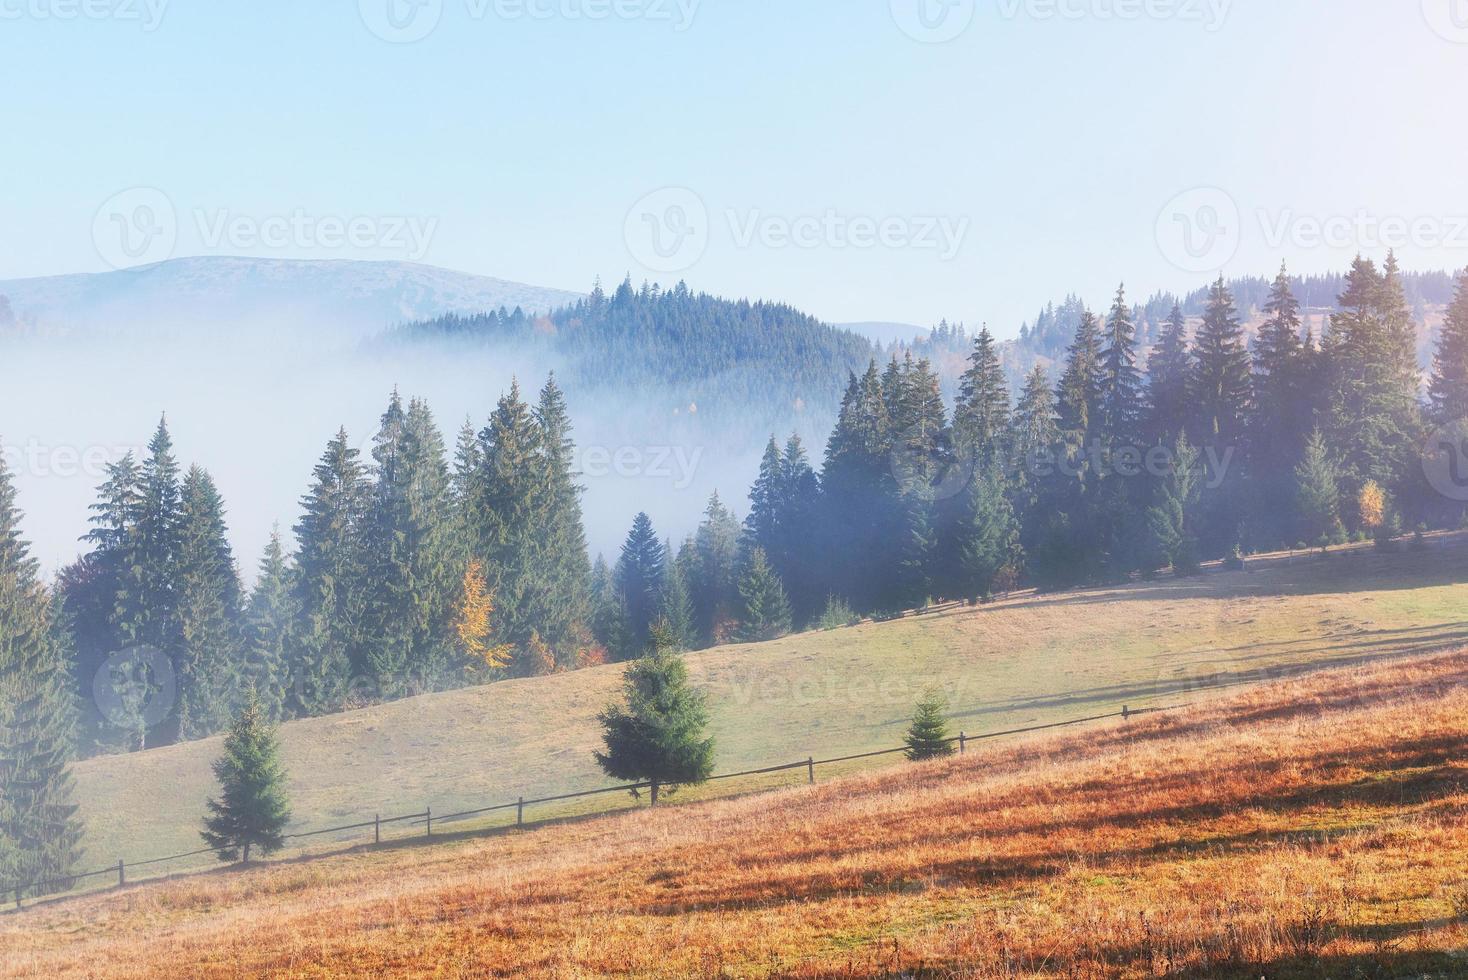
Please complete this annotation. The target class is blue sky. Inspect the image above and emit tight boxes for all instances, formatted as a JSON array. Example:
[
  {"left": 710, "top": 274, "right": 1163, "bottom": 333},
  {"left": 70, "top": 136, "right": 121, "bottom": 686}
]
[{"left": 3, "top": 0, "right": 1467, "bottom": 335}]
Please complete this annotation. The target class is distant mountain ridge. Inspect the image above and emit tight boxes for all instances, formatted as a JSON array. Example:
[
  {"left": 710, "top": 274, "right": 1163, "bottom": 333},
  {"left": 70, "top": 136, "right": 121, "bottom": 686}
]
[{"left": 0, "top": 256, "right": 584, "bottom": 340}]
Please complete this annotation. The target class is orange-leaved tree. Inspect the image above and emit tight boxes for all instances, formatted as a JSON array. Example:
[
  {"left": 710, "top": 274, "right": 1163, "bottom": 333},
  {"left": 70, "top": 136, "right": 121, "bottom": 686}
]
[{"left": 455, "top": 560, "right": 511, "bottom": 670}]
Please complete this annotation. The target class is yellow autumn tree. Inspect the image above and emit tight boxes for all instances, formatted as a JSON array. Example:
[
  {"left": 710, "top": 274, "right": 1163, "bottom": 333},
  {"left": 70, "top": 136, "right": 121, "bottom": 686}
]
[
  {"left": 1357, "top": 480, "right": 1386, "bottom": 532},
  {"left": 455, "top": 560, "right": 511, "bottom": 670}
]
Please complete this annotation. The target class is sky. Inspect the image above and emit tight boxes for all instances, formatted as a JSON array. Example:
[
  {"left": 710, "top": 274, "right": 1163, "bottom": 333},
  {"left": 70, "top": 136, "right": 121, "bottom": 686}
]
[{"left": 3, "top": 1, "right": 1468, "bottom": 335}]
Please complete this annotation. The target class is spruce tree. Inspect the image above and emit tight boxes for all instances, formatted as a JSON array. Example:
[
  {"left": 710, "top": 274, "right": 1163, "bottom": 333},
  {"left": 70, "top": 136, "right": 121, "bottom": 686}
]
[
  {"left": 903, "top": 689, "right": 955, "bottom": 761},
  {"left": 690, "top": 493, "right": 741, "bottom": 647},
  {"left": 776, "top": 435, "right": 822, "bottom": 627},
  {"left": 736, "top": 546, "right": 793, "bottom": 642},
  {"left": 1098, "top": 284, "right": 1144, "bottom": 451},
  {"left": 175, "top": 466, "right": 245, "bottom": 740},
  {"left": 360, "top": 395, "right": 458, "bottom": 695},
  {"left": 532, "top": 375, "right": 593, "bottom": 663},
  {"left": 953, "top": 326, "right": 1010, "bottom": 463},
  {"left": 0, "top": 453, "right": 82, "bottom": 895},
  {"left": 290, "top": 428, "right": 369, "bottom": 717},
  {"left": 613, "top": 512, "right": 666, "bottom": 659},
  {"left": 743, "top": 437, "right": 784, "bottom": 559},
  {"left": 473, "top": 380, "right": 547, "bottom": 663},
  {"left": 1251, "top": 264, "right": 1314, "bottom": 544},
  {"left": 1142, "top": 434, "right": 1201, "bottom": 576},
  {"left": 658, "top": 542, "right": 698, "bottom": 652},
  {"left": 1189, "top": 278, "right": 1252, "bottom": 555},
  {"left": 200, "top": 693, "right": 292, "bottom": 864},
  {"left": 1145, "top": 303, "right": 1193, "bottom": 445},
  {"left": 954, "top": 463, "right": 1021, "bottom": 602},
  {"left": 242, "top": 530, "right": 295, "bottom": 723},
  {"left": 1056, "top": 310, "right": 1103, "bottom": 447},
  {"left": 1429, "top": 269, "right": 1468, "bottom": 425},
  {"left": 1296, "top": 428, "right": 1344, "bottom": 547},
  {"left": 1190, "top": 277, "right": 1253, "bottom": 449},
  {"left": 595, "top": 625, "right": 715, "bottom": 806}
]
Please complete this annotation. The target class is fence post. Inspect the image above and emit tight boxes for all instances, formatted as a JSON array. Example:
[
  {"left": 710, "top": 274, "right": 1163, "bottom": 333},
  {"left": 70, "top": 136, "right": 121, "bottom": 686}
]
[
  {"left": 959, "top": 732, "right": 966, "bottom": 755},
  {"left": 117, "top": 859, "right": 125, "bottom": 888},
  {"left": 425, "top": 807, "right": 432, "bottom": 839},
  {"left": 807, "top": 757, "right": 815, "bottom": 784},
  {"left": 1122, "top": 705, "right": 1130, "bottom": 721},
  {"left": 13, "top": 887, "right": 20, "bottom": 909},
  {"left": 517, "top": 797, "right": 524, "bottom": 828},
  {"left": 374, "top": 814, "right": 380, "bottom": 845}
]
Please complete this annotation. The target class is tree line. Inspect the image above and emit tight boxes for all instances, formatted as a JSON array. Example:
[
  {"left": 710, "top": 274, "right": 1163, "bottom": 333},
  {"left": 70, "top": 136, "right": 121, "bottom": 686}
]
[
  {"left": 591, "top": 256, "right": 1468, "bottom": 657},
  {"left": 59, "top": 375, "right": 595, "bottom": 755}
]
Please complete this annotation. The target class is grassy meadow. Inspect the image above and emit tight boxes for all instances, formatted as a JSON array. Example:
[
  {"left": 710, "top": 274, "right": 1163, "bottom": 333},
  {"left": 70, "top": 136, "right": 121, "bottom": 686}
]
[{"left": 62, "top": 533, "right": 1468, "bottom": 881}]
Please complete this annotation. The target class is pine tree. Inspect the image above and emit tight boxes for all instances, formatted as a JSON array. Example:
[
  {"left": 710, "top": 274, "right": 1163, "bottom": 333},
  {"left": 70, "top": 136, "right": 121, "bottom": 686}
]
[
  {"left": 594, "top": 625, "right": 715, "bottom": 805},
  {"left": 200, "top": 693, "right": 291, "bottom": 864},
  {"left": 0, "top": 453, "right": 82, "bottom": 895},
  {"left": 903, "top": 689, "right": 955, "bottom": 761},
  {"left": 1430, "top": 269, "right": 1468, "bottom": 425},
  {"left": 1145, "top": 304, "right": 1193, "bottom": 445},
  {"left": 1251, "top": 264, "right": 1314, "bottom": 544},
  {"left": 735, "top": 546, "right": 792, "bottom": 642},
  {"left": 242, "top": 529, "right": 295, "bottom": 723},
  {"left": 174, "top": 466, "right": 245, "bottom": 740},
  {"left": 613, "top": 513, "right": 665, "bottom": 659},
  {"left": 132, "top": 418, "right": 186, "bottom": 745},
  {"left": 290, "top": 428, "right": 369, "bottom": 717},
  {"left": 1098, "top": 284, "right": 1144, "bottom": 451}
]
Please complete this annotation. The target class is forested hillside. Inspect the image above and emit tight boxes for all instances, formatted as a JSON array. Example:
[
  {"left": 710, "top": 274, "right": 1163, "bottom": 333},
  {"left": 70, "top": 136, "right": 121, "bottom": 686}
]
[{"left": 386, "top": 277, "right": 876, "bottom": 439}]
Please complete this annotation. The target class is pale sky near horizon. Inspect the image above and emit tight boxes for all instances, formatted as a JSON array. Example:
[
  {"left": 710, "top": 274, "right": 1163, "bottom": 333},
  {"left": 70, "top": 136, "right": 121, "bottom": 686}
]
[{"left": 3, "top": 1, "right": 1468, "bottom": 335}]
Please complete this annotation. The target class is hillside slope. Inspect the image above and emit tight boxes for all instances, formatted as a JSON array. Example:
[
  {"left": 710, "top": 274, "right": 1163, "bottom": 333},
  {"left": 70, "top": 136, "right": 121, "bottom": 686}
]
[
  {"left": 65, "top": 535, "right": 1468, "bottom": 873},
  {"left": 5, "top": 646, "right": 1467, "bottom": 977}
]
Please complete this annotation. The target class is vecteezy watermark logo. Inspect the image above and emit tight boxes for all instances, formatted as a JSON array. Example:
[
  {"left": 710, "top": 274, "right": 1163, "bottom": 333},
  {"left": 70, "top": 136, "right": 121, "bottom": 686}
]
[
  {"left": 1, "top": 439, "right": 136, "bottom": 480},
  {"left": 993, "top": 0, "right": 1232, "bottom": 31},
  {"left": 93, "top": 187, "right": 178, "bottom": 269},
  {"left": 1155, "top": 186, "right": 1240, "bottom": 274},
  {"left": 1422, "top": 0, "right": 1468, "bottom": 43},
  {"left": 890, "top": 0, "right": 976, "bottom": 43},
  {"left": 1423, "top": 421, "right": 1468, "bottom": 503},
  {"left": 92, "top": 646, "right": 176, "bottom": 734},
  {"left": 0, "top": 0, "right": 170, "bottom": 30},
  {"left": 360, "top": 0, "right": 699, "bottom": 42},
  {"left": 358, "top": 0, "right": 443, "bottom": 42},
  {"left": 92, "top": 188, "right": 440, "bottom": 267},
  {"left": 1258, "top": 209, "right": 1468, "bottom": 252},
  {"left": 728, "top": 210, "right": 969, "bottom": 261},
  {"left": 625, "top": 187, "right": 710, "bottom": 274}
]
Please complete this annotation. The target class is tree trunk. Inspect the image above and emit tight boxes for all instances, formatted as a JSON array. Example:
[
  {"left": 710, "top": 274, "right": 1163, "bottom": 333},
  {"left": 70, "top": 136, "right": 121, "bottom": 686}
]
[{"left": 243, "top": 842, "right": 251, "bottom": 864}]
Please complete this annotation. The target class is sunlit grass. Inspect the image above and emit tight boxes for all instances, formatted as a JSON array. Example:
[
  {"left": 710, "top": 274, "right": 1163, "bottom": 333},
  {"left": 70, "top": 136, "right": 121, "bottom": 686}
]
[{"left": 5, "top": 646, "right": 1468, "bottom": 977}]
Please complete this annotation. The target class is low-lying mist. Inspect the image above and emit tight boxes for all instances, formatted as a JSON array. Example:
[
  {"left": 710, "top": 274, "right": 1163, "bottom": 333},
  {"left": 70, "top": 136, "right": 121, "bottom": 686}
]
[{"left": 2, "top": 331, "right": 831, "bottom": 582}]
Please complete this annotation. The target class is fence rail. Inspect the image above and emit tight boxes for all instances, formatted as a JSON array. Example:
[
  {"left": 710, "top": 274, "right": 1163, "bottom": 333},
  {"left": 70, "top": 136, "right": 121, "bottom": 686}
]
[{"left": 5, "top": 700, "right": 1173, "bottom": 909}]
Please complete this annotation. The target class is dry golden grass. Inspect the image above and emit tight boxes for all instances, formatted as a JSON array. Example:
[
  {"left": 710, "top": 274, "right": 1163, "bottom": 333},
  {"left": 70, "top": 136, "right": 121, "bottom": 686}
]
[{"left": 5, "top": 648, "right": 1468, "bottom": 978}]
